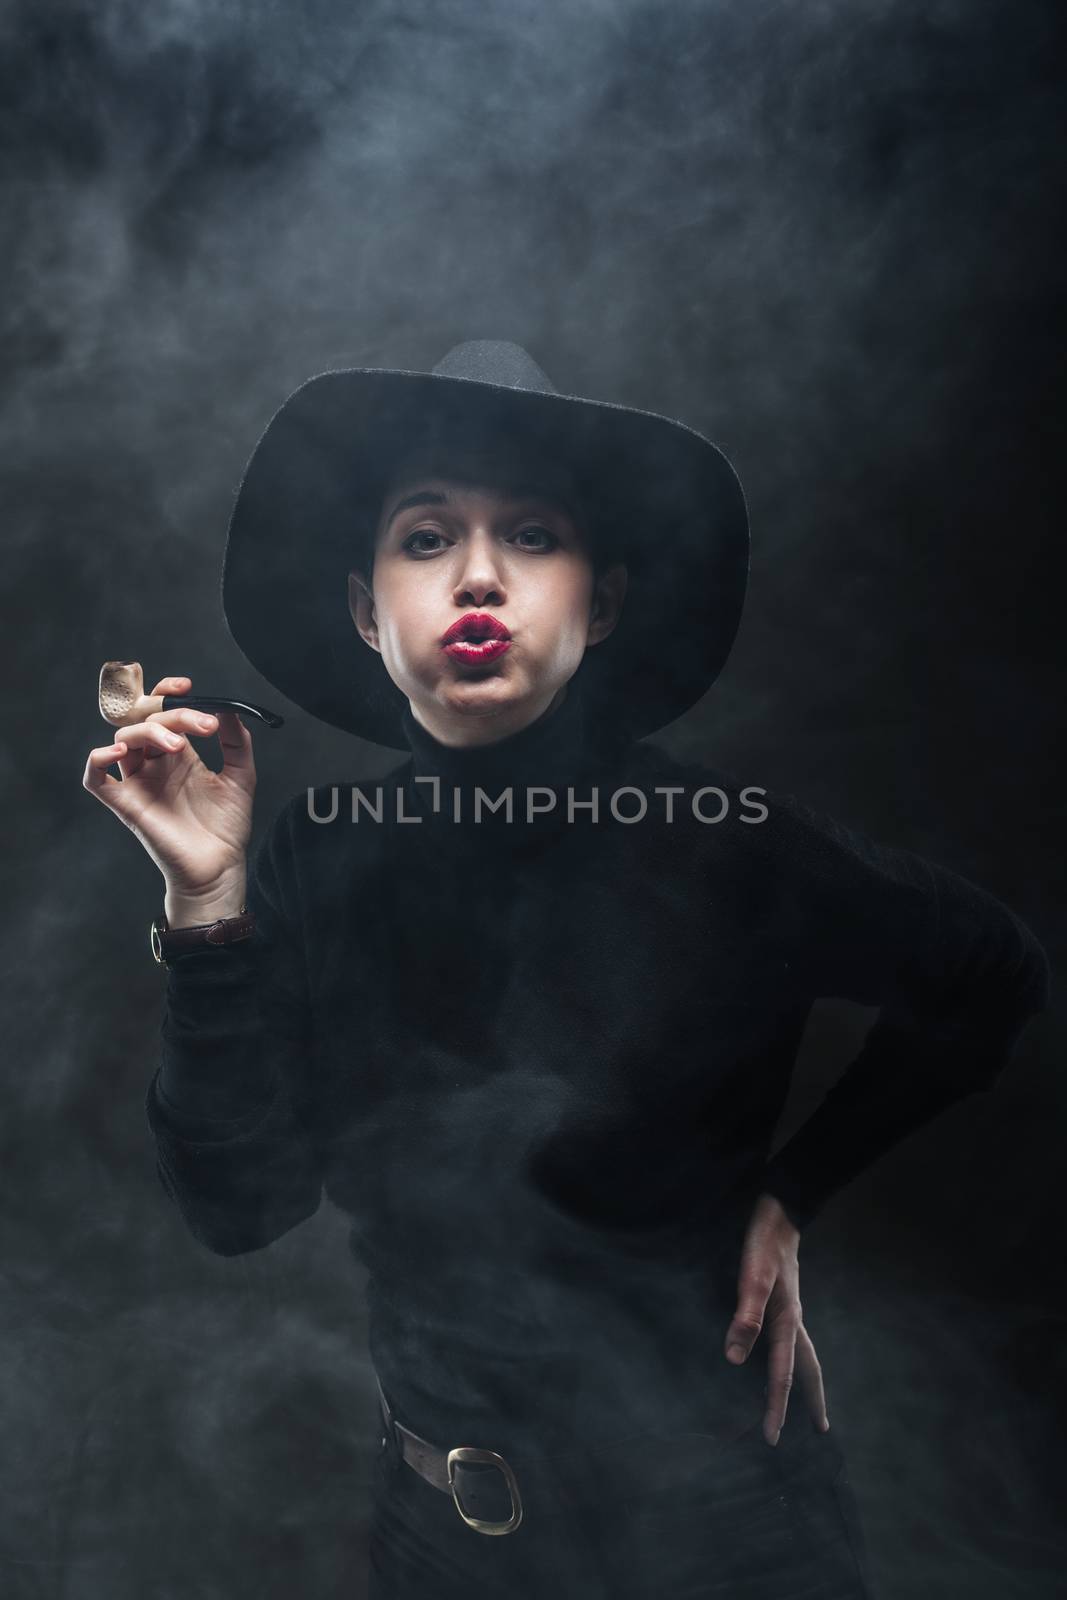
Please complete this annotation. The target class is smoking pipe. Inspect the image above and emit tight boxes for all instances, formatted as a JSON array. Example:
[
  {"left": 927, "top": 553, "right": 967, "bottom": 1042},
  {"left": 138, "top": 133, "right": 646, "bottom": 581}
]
[{"left": 99, "top": 661, "right": 285, "bottom": 730}]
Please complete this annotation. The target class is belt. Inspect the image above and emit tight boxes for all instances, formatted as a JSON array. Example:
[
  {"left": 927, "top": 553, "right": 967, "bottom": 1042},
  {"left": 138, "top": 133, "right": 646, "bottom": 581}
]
[{"left": 375, "top": 1374, "right": 755, "bottom": 1537}]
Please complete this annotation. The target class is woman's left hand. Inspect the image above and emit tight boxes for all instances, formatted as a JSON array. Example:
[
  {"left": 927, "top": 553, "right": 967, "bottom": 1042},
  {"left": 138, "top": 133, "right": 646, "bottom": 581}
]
[{"left": 723, "top": 1192, "right": 830, "bottom": 1446}]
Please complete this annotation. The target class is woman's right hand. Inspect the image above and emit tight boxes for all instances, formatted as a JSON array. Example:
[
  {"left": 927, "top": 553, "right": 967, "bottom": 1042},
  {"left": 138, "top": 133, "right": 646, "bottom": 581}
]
[{"left": 82, "top": 673, "right": 256, "bottom": 915}]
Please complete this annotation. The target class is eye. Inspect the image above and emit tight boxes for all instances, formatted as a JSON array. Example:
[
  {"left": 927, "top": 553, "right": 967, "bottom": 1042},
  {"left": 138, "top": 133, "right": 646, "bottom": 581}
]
[
  {"left": 402, "top": 527, "right": 450, "bottom": 555},
  {"left": 510, "top": 523, "right": 558, "bottom": 552}
]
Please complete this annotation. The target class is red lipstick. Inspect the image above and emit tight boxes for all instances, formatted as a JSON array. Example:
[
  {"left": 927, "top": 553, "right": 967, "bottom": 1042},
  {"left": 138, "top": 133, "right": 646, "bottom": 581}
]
[{"left": 441, "top": 612, "right": 512, "bottom": 665}]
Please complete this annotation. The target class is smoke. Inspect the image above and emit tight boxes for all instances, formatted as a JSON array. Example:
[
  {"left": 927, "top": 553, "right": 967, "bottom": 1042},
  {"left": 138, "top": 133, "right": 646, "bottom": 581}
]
[{"left": 1, "top": 2, "right": 1063, "bottom": 1597}]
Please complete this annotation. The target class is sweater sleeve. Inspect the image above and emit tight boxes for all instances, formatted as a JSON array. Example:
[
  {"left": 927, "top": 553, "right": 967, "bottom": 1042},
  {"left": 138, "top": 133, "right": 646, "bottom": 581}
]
[
  {"left": 757, "top": 793, "right": 1050, "bottom": 1231},
  {"left": 143, "top": 793, "right": 323, "bottom": 1256}
]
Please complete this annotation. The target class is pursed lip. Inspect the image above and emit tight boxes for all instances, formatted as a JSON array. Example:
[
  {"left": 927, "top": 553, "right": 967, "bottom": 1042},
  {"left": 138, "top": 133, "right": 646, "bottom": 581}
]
[{"left": 441, "top": 613, "right": 512, "bottom": 645}]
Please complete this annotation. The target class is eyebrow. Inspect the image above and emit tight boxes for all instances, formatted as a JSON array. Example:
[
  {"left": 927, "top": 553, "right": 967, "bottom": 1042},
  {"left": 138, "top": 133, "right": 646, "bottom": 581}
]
[{"left": 384, "top": 484, "right": 576, "bottom": 531}]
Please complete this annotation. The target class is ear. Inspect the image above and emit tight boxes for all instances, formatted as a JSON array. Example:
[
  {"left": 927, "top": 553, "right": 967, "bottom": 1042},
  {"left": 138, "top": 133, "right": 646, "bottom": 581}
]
[
  {"left": 587, "top": 563, "right": 628, "bottom": 647},
  {"left": 347, "top": 569, "right": 381, "bottom": 653}
]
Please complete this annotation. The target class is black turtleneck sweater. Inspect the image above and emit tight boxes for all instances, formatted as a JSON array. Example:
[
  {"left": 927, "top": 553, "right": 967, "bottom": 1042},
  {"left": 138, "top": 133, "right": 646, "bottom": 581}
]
[{"left": 146, "top": 679, "right": 1048, "bottom": 1451}]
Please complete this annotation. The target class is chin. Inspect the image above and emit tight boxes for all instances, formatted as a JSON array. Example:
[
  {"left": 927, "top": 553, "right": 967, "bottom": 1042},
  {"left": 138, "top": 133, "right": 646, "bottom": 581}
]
[
  {"left": 435, "top": 666, "right": 549, "bottom": 719},
  {"left": 439, "top": 678, "right": 521, "bottom": 715}
]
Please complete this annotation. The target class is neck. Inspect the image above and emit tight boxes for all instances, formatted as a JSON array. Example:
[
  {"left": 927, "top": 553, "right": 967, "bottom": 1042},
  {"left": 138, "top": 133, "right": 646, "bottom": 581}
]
[
  {"left": 398, "top": 675, "right": 629, "bottom": 836},
  {"left": 405, "top": 682, "right": 566, "bottom": 762}
]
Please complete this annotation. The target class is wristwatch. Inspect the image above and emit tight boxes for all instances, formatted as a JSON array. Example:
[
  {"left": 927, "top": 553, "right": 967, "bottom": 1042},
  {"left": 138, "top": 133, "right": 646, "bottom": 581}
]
[{"left": 150, "top": 908, "right": 256, "bottom": 966}]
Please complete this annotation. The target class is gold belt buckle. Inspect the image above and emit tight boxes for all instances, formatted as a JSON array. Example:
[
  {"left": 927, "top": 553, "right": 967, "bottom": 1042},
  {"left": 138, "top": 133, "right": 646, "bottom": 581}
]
[{"left": 446, "top": 1445, "right": 524, "bottom": 1534}]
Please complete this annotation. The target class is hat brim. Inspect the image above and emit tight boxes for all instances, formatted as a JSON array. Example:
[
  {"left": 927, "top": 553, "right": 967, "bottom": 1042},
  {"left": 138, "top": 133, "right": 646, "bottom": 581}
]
[{"left": 221, "top": 368, "right": 749, "bottom": 748}]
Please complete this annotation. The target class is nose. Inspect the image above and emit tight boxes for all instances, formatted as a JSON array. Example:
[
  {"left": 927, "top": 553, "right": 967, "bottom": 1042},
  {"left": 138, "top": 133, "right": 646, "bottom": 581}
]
[{"left": 452, "top": 528, "right": 506, "bottom": 610}]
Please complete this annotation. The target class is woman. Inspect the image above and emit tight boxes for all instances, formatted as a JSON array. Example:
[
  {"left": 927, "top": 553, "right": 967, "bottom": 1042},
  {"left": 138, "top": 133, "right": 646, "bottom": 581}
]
[{"left": 83, "top": 341, "right": 1048, "bottom": 1598}]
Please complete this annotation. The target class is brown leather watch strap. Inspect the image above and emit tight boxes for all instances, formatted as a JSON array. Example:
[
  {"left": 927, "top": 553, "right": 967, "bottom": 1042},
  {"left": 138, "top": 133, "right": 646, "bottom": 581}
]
[{"left": 150, "top": 909, "right": 256, "bottom": 966}]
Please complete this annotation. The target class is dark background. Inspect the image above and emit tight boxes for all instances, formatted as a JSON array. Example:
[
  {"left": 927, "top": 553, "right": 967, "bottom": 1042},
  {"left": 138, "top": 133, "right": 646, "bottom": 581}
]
[{"left": 2, "top": 2, "right": 1064, "bottom": 1595}]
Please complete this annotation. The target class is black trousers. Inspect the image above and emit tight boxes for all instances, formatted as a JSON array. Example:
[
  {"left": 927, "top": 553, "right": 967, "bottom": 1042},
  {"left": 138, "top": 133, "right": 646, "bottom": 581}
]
[{"left": 368, "top": 1401, "right": 872, "bottom": 1599}]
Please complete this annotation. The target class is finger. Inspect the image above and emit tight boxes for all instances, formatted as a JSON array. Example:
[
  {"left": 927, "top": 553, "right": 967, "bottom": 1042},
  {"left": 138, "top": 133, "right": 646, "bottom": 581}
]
[
  {"left": 108, "top": 719, "right": 192, "bottom": 781},
  {"left": 143, "top": 706, "right": 220, "bottom": 737},
  {"left": 115, "top": 720, "right": 190, "bottom": 755},
  {"left": 794, "top": 1324, "right": 830, "bottom": 1432},
  {"left": 215, "top": 709, "right": 255, "bottom": 773},
  {"left": 148, "top": 674, "right": 193, "bottom": 696},
  {"left": 724, "top": 1266, "right": 774, "bottom": 1364},
  {"left": 82, "top": 739, "right": 130, "bottom": 801},
  {"left": 763, "top": 1325, "right": 797, "bottom": 1446}
]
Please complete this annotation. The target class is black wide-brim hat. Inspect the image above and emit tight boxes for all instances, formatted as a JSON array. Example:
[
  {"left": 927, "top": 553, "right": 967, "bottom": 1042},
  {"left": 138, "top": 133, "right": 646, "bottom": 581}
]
[{"left": 222, "top": 340, "right": 749, "bottom": 749}]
